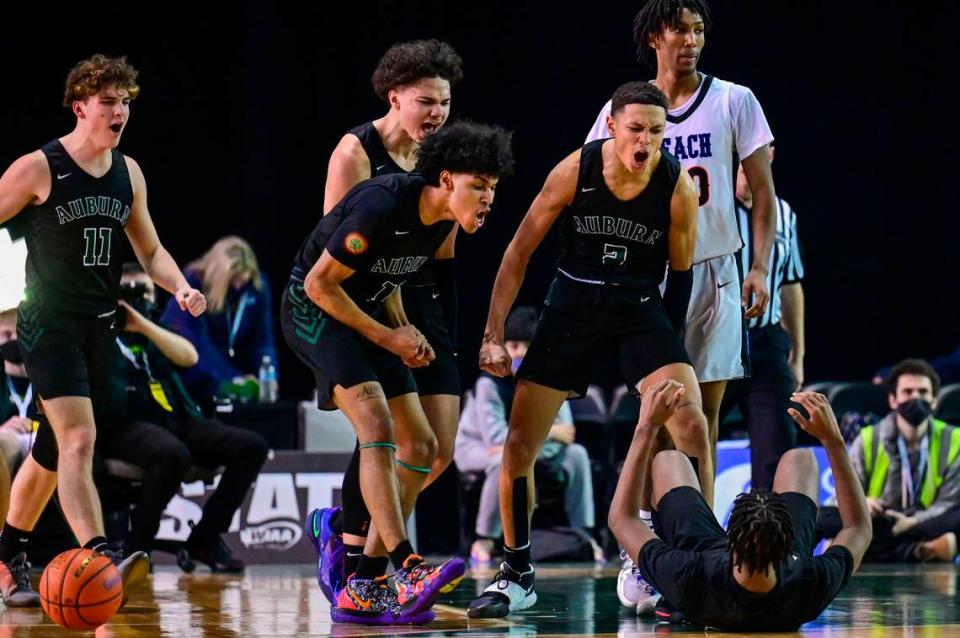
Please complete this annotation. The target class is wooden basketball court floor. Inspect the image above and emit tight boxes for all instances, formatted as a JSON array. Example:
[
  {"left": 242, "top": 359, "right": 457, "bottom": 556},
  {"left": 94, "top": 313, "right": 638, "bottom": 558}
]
[{"left": 1, "top": 562, "right": 958, "bottom": 636}]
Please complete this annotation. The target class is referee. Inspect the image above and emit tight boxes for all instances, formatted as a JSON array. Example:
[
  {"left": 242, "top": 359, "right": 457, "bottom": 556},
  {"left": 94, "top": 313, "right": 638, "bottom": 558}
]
[{"left": 720, "top": 144, "right": 805, "bottom": 489}]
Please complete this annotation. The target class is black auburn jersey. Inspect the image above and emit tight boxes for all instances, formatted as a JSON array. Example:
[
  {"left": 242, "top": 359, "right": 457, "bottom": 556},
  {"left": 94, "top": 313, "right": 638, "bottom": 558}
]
[
  {"left": 22, "top": 140, "right": 133, "bottom": 316},
  {"left": 557, "top": 139, "right": 680, "bottom": 288},
  {"left": 293, "top": 174, "right": 453, "bottom": 312},
  {"left": 347, "top": 121, "right": 436, "bottom": 287},
  {"left": 348, "top": 121, "right": 405, "bottom": 176}
]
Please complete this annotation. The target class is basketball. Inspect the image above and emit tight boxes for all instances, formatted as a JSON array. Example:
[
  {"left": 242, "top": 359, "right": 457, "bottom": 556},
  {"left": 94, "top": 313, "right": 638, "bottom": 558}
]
[{"left": 39, "top": 548, "right": 123, "bottom": 631}]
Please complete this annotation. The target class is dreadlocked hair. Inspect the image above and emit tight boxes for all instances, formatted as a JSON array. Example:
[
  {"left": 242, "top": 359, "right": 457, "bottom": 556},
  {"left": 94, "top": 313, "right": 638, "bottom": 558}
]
[
  {"left": 726, "top": 489, "right": 794, "bottom": 575},
  {"left": 632, "top": 0, "right": 712, "bottom": 69}
]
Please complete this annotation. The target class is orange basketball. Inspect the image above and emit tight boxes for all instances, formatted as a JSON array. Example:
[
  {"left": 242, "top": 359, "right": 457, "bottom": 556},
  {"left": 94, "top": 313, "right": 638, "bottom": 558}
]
[{"left": 39, "top": 548, "right": 123, "bottom": 631}]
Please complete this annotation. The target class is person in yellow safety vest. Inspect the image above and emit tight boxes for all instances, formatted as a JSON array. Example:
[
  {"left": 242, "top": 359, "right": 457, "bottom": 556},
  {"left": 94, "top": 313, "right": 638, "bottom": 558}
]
[{"left": 816, "top": 359, "right": 960, "bottom": 562}]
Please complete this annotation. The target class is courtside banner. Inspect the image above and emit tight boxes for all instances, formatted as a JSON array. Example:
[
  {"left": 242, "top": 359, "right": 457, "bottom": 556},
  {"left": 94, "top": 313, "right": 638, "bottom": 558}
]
[{"left": 156, "top": 452, "right": 350, "bottom": 564}]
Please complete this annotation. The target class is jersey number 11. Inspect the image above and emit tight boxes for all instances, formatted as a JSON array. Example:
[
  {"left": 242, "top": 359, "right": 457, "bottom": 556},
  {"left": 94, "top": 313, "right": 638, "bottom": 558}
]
[{"left": 83, "top": 227, "right": 113, "bottom": 266}]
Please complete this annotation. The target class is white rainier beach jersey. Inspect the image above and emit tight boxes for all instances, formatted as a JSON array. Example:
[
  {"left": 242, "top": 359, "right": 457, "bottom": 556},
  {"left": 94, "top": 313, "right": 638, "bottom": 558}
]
[{"left": 586, "top": 75, "right": 773, "bottom": 264}]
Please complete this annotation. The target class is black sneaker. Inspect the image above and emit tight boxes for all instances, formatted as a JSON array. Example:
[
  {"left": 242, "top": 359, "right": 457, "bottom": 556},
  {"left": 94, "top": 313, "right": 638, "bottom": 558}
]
[
  {"left": 654, "top": 597, "right": 686, "bottom": 624},
  {"left": 100, "top": 548, "right": 151, "bottom": 606},
  {"left": 0, "top": 553, "right": 40, "bottom": 607},
  {"left": 467, "top": 562, "right": 536, "bottom": 618},
  {"left": 187, "top": 536, "right": 245, "bottom": 574}
]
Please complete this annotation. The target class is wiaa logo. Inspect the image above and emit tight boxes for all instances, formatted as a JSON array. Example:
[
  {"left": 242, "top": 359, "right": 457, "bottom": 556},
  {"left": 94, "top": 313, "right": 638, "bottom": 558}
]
[{"left": 239, "top": 520, "right": 302, "bottom": 551}]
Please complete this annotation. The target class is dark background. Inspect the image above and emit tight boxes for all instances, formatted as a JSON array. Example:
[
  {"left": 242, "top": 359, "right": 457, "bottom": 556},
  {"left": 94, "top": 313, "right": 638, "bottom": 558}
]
[{"left": 2, "top": 1, "right": 957, "bottom": 400}]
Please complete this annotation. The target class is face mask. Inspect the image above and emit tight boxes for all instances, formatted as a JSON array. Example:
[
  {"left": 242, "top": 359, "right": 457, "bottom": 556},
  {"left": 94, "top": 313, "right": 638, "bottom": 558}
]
[
  {"left": 896, "top": 398, "right": 933, "bottom": 427},
  {"left": 0, "top": 340, "right": 22, "bottom": 365}
]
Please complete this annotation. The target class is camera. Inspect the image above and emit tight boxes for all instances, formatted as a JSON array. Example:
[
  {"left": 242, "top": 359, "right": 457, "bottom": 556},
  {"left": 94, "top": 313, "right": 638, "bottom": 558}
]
[{"left": 118, "top": 281, "right": 156, "bottom": 330}]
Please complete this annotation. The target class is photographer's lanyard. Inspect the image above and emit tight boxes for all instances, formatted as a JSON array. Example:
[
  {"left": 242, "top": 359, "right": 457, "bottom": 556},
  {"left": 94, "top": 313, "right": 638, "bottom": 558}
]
[
  {"left": 897, "top": 434, "right": 929, "bottom": 509},
  {"left": 116, "top": 338, "right": 173, "bottom": 412},
  {"left": 225, "top": 293, "right": 250, "bottom": 359},
  {"left": 6, "top": 377, "right": 32, "bottom": 418},
  {"left": 116, "top": 338, "right": 154, "bottom": 379}
]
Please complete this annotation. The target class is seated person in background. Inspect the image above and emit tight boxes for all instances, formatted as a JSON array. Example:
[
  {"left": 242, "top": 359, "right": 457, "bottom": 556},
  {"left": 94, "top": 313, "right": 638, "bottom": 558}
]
[
  {"left": 1, "top": 308, "right": 38, "bottom": 523},
  {"left": 105, "top": 263, "right": 269, "bottom": 570},
  {"left": 454, "top": 306, "right": 600, "bottom": 565},
  {"left": 609, "top": 383, "right": 870, "bottom": 631},
  {"left": 874, "top": 348, "right": 960, "bottom": 388},
  {"left": 818, "top": 359, "right": 960, "bottom": 563},
  {"left": 161, "top": 236, "right": 277, "bottom": 403}
]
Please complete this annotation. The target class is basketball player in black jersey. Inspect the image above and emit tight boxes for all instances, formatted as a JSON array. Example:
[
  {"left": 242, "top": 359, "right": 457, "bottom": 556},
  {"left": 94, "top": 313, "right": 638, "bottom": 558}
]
[
  {"left": 283, "top": 121, "right": 512, "bottom": 624},
  {"left": 0, "top": 54, "right": 205, "bottom": 605},
  {"left": 307, "top": 39, "right": 464, "bottom": 601},
  {"left": 468, "top": 82, "right": 710, "bottom": 618}
]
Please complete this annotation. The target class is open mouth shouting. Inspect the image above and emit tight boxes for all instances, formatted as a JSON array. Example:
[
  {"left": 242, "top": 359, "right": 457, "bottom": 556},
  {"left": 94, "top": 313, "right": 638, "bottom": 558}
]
[
  {"left": 420, "top": 121, "right": 442, "bottom": 138},
  {"left": 476, "top": 207, "right": 490, "bottom": 228},
  {"left": 634, "top": 150, "right": 650, "bottom": 167},
  {"left": 109, "top": 122, "right": 124, "bottom": 134}
]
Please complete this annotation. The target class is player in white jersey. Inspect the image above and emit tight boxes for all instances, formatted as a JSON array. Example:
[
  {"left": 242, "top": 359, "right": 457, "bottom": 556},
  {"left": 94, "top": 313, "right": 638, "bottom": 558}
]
[{"left": 586, "top": 0, "right": 777, "bottom": 615}]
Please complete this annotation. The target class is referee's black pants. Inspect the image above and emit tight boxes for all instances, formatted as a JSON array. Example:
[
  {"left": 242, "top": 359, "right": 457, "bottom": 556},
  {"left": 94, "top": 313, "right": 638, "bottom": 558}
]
[
  {"left": 816, "top": 505, "right": 960, "bottom": 562},
  {"left": 718, "top": 324, "right": 798, "bottom": 490},
  {"left": 99, "top": 417, "right": 268, "bottom": 553}
]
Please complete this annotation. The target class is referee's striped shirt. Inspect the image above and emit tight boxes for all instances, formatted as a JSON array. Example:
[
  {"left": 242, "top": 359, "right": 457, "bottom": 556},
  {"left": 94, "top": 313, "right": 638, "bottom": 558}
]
[{"left": 737, "top": 197, "right": 804, "bottom": 330}]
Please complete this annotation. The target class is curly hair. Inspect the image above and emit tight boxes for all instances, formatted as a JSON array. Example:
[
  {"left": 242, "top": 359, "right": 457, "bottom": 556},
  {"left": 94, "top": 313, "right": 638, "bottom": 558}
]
[
  {"left": 63, "top": 54, "right": 140, "bottom": 107},
  {"left": 632, "top": 0, "right": 712, "bottom": 69},
  {"left": 371, "top": 39, "right": 464, "bottom": 100},
  {"left": 887, "top": 358, "right": 941, "bottom": 396},
  {"left": 611, "top": 81, "right": 669, "bottom": 114},
  {"left": 727, "top": 489, "right": 794, "bottom": 575},
  {"left": 414, "top": 120, "right": 513, "bottom": 185}
]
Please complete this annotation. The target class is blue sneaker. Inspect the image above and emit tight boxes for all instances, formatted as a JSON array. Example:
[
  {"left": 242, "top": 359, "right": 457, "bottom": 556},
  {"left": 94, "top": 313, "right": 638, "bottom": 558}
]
[{"left": 306, "top": 507, "right": 345, "bottom": 602}]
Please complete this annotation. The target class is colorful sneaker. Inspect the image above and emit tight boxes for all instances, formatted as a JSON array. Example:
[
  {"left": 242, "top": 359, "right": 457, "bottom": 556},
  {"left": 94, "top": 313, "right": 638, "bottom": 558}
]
[
  {"left": 0, "top": 553, "right": 40, "bottom": 607},
  {"left": 305, "top": 507, "right": 344, "bottom": 602},
  {"left": 332, "top": 575, "right": 434, "bottom": 625},
  {"left": 467, "top": 561, "right": 536, "bottom": 618},
  {"left": 393, "top": 555, "right": 465, "bottom": 617}
]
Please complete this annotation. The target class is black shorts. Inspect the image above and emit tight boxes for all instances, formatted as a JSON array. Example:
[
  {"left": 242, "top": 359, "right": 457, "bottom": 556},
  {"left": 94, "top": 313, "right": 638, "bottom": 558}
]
[
  {"left": 654, "top": 485, "right": 818, "bottom": 555},
  {"left": 17, "top": 302, "right": 118, "bottom": 405},
  {"left": 17, "top": 302, "right": 121, "bottom": 472},
  {"left": 517, "top": 274, "right": 691, "bottom": 397},
  {"left": 281, "top": 279, "right": 417, "bottom": 410},
  {"left": 403, "top": 285, "right": 460, "bottom": 397}
]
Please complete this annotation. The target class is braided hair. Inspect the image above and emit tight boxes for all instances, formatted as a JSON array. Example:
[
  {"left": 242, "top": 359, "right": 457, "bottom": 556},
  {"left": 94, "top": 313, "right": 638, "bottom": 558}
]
[
  {"left": 726, "top": 489, "right": 794, "bottom": 575},
  {"left": 632, "top": 0, "right": 712, "bottom": 69}
]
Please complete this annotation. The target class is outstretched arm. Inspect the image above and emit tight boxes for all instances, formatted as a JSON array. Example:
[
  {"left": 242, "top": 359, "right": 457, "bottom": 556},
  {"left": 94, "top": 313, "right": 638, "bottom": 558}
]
[
  {"left": 609, "top": 380, "right": 687, "bottom": 561},
  {"left": 123, "top": 157, "right": 206, "bottom": 316},
  {"left": 479, "top": 150, "right": 579, "bottom": 376},
  {"left": 789, "top": 392, "right": 872, "bottom": 571}
]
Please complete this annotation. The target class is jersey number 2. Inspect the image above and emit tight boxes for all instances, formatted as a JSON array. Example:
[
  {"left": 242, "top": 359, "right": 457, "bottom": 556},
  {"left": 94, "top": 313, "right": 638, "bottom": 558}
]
[
  {"left": 602, "top": 244, "right": 628, "bottom": 266},
  {"left": 83, "top": 228, "right": 112, "bottom": 266}
]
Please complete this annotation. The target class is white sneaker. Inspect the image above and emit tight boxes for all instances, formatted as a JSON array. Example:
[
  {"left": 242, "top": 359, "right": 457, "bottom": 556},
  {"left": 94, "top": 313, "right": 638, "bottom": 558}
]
[
  {"left": 467, "top": 562, "right": 537, "bottom": 618},
  {"left": 616, "top": 550, "right": 660, "bottom": 615}
]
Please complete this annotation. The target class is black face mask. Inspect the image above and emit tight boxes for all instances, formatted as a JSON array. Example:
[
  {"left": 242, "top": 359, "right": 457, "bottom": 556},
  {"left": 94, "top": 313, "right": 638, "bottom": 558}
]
[
  {"left": 0, "top": 340, "right": 22, "bottom": 365},
  {"left": 896, "top": 398, "right": 933, "bottom": 427}
]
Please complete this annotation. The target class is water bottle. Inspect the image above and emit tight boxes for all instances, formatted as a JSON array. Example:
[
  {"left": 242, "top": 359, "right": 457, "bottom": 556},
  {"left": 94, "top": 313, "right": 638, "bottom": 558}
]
[{"left": 258, "top": 355, "right": 278, "bottom": 404}]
